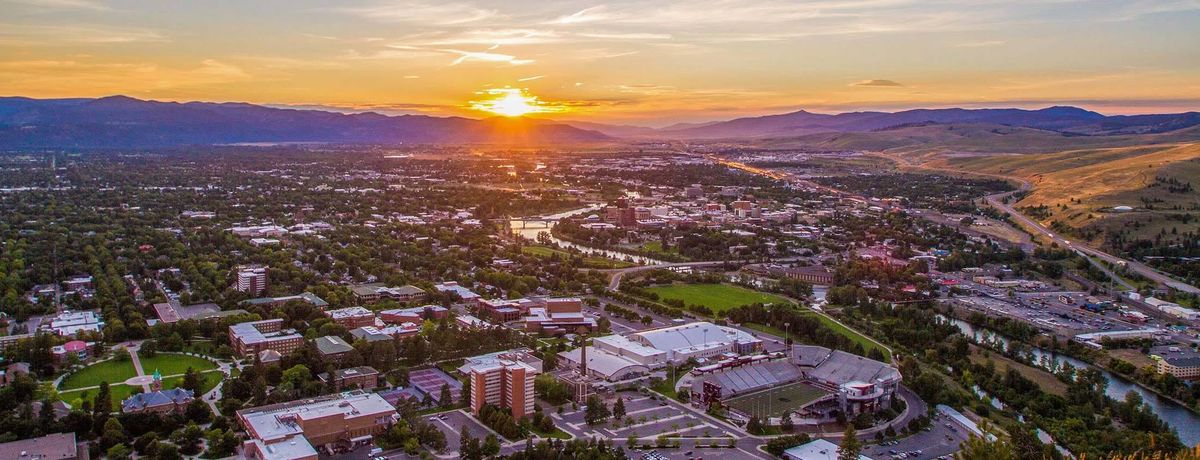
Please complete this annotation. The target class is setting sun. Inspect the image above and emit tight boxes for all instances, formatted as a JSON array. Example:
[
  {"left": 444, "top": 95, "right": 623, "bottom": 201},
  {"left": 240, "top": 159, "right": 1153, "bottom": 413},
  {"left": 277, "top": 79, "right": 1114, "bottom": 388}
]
[{"left": 469, "top": 88, "right": 562, "bottom": 117}]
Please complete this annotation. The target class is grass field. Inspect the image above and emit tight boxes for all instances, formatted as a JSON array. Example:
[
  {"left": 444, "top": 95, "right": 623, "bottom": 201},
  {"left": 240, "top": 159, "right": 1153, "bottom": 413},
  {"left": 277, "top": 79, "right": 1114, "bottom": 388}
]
[
  {"left": 724, "top": 381, "right": 829, "bottom": 419},
  {"left": 58, "top": 358, "right": 138, "bottom": 390},
  {"left": 137, "top": 353, "right": 217, "bottom": 376},
  {"left": 968, "top": 346, "right": 1066, "bottom": 396},
  {"left": 644, "top": 283, "right": 790, "bottom": 314},
  {"left": 60, "top": 383, "right": 140, "bottom": 411}
]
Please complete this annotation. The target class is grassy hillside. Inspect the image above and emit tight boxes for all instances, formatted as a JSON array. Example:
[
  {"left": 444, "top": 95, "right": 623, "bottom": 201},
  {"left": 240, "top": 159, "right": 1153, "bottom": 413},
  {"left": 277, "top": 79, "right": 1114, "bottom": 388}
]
[
  {"left": 945, "top": 143, "right": 1200, "bottom": 247},
  {"left": 759, "top": 122, "right": 1200, "bottom": 162}
]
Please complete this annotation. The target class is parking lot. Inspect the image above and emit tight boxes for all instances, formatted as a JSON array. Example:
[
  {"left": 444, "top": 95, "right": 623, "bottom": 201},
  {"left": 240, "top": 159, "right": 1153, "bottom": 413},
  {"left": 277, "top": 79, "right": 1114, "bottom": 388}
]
[
  {"left": 422, "top": 409, "right": 506, "bottom": 455},
  {"left": 863, "top": 412, "right": 971, "bottom": 460},
  {"left": 552, "top": 393, "right": 739, "bottom": 442}
]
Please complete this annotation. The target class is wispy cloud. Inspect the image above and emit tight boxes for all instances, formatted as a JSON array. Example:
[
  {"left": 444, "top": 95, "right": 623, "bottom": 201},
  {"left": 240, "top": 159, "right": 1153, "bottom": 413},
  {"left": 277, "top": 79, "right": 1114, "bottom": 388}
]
[
  {"left": 852, "top": 79, "right": 904, "bottom": 87},
  {"left": 0, "top": 24, "right": 167, "bottom": 45},
  {"left": 517, "top": 75, "right": 543, "bottom": 81},
  {"left": 553, "top": 6, "right": 614, "bottom": 24},
  {"left": 334, "top": 1, "right": 497, "bottom": 25},
  {"left": 4, "top": 0, "right": 109, "bottom": 11}
]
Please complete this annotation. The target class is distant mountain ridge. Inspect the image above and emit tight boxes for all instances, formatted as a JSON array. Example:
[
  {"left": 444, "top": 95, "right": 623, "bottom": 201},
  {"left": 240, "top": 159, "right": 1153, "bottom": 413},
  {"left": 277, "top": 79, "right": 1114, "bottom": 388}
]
[
  {"left": 1, "top": 95, "right": 1197, "bottom": 147},
  {"left": 0, "top": 95, "right": 612, "bottom": 148},
  {"left": 649, "top": 106, "right": 1200, "bottom": 139}
]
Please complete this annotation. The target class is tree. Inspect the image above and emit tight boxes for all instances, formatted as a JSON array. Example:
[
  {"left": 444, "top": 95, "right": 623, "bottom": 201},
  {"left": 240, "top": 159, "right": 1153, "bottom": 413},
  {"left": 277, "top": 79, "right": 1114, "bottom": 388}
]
[
  {"left": 746, "top": 416, "right": 764, "bottom": 435},
  {"left": 153, "top": 442, "right": 181, "bottom": 460},
  {"left": 100, "top": 417, "right": 127, "bottom": 450},
  {"left": 106, "top": 443, "right": 133, "bottom": 460},
  {"left": 184, "top": 399, "right": 212, "bottom": 424},
  {"left": 93, "top": 381, "right": 112, "bottom": 432},
  {"left": 483, "top": 433, "right": 501, "bottom": 457},
  {"left": 584, "top": 395, "right": 611, "bottom": 425},
  {"left": 839, "top": 424, "right": 861, "bottom": 460},
  {"left": 439, "top": 383, "right": 453, "bottom": 407},
  {"left": 170, "top": 422, "right": 204, "bottom": 456},
  {"left": 955, "top": 435, "right": 1017, "bottom": 460},
  {"left": 139, "top": 340, "right": 158, "bottom": 358},
  {"left": 780, "top": 411, "right": 795, "bottom": 433},
  {"left": 612, "top": 397, "right": 626, "bottom": 420},
  {"left": 180, "top": 367, "right": 202, "bottom": 394}
]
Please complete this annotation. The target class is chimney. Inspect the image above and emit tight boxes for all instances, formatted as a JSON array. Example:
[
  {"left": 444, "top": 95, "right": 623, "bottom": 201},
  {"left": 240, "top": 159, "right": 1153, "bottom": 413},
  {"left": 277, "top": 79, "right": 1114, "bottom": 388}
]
[{"left": 580, "top": 341, "right": 587, "bottom": 377}]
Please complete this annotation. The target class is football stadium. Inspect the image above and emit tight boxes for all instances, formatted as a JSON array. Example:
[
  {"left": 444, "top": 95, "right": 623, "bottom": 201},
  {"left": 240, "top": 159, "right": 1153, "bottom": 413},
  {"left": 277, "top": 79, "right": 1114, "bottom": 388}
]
[{"left": 689, "top": 345, "right": 900, "bottom": 421}]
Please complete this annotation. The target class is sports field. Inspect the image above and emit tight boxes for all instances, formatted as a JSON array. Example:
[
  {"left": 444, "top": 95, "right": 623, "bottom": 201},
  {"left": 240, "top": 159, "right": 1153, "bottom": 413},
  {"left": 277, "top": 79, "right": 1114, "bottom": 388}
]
[
  {"left": 724, "top": 381, "right": 829, "bottom": 419},
  {"left": 644, "top": 283, "right": 790, "bottom": 314}
]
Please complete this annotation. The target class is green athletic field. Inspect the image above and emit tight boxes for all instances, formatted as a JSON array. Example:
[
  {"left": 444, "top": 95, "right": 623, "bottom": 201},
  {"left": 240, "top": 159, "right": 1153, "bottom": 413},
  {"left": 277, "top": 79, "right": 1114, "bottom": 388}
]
[
  {"left": 723, "top": 381, "right": 829, "bottom": 419},
  {"left": 644, "top": 283, "right": 790, "bottom": 313}
]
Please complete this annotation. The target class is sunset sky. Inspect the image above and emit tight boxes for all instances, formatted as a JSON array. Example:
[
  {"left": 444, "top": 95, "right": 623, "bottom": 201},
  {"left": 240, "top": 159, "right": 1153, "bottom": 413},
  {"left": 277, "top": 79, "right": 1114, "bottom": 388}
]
[{"left": 2, "top": 0, "right": 1199, "bottom": 125}]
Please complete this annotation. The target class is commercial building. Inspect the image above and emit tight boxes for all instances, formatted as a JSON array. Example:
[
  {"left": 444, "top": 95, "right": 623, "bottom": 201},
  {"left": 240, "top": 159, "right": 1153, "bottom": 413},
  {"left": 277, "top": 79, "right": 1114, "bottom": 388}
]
[
  {"left": 324, "top": 307, "right": 376, "bottom": 329},
  {"left": 229, "top": 319, "right": 304, "bottom": 358},
  {"left": 237, "top": 266, "right": 269, "bottom": 295},
  {"left": 0, "top": 432, "right": 85, "bottom": 460},
  {"left": 317, "top": 366, "right": 381, "bottom": 391},
  {"left": 349, "top": 324, "right": 420, "bottom": 342},
  {"left": 51, "top": 340, "right": 91, "bottom": 363},
  {"left": 465, "top": 355, "right": 538, "bottom": 419},
  {"left": 238, "top": 390, "right": 398, "bottom": 459},
  {"left": 1151, "top": 346, "right": 1200, "bottom": 379}
]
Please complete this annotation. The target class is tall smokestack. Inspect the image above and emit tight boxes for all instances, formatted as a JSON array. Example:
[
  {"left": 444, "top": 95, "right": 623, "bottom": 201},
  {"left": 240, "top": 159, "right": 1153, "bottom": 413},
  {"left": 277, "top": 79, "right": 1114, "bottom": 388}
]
[{"left": 580, "top": 339, "right": 588, "bottom": 377}]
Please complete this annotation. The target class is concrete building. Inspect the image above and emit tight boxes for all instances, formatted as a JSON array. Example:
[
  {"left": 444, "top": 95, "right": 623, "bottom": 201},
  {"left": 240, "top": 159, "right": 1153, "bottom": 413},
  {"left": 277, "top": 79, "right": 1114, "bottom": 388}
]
[
  {"left": 379, "top": 305, "right": 447, "bottom": 324},
  {"left": 433, "top": 281, "right": 480, "bottom": 304},
  {"left": 238, "top": 390, "right": 398, "bottom": 459},
  {"left": 237, "top": 266, "right": 269, "bottom": 295},
  {"left": 229, "top": 319, "right": 304, "bottom": 358},
  {"left": 1152, "top": 346, "right": 1200, "bottom": 379},
  {"left": 465, "top": 355, "right": 538, "bottom": 419},
  {"left": 0, "top": 432, "right": 85, "bottom": 460},
  {"left": 152, "top": 302, "right": 248, "bottom": 324}
]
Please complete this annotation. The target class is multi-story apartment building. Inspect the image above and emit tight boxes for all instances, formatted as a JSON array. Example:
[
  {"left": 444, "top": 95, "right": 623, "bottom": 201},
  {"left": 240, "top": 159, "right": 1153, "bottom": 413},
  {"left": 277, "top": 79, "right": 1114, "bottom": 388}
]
[
  {"left": 229, "top": 319, "right": 304, "bottom": 358},
  {"left": 236, "top": 266, "right": 269, "bottom": 295},
  {"left": 466, "top": 357, "right": 538, "bottom": 419}
]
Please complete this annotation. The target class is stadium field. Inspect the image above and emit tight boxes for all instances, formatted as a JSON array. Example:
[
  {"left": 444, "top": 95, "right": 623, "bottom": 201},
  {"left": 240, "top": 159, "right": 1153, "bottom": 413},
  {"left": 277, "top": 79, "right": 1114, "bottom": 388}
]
[{"left": 724, "top": 381, "right": 829, "bottom": 419}]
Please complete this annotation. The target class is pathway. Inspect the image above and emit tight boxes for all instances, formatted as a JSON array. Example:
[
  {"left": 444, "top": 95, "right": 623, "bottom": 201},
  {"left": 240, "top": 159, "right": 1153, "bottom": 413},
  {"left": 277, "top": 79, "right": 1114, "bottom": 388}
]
[{"left": 127, "top": 346, "right": 151, "bottom": 392}]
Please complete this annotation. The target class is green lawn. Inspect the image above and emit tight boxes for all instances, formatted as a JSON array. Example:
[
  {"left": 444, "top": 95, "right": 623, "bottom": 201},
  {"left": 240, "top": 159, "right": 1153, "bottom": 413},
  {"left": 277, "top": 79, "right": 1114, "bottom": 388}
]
[
  {"left": 644, "top": 283, "right": 790, "bottom": 314},
  {"left": 60, "top": 383, "right": 140, "bottom": 411},
  {"left": 137, "top": 353, "right": 217, "bottom": 376},
  {"left": 161, "top": 370, "right": 225, "bottom": 394},
  {"left": 58, "top": 358, "right": 138, "bottom": 390}
]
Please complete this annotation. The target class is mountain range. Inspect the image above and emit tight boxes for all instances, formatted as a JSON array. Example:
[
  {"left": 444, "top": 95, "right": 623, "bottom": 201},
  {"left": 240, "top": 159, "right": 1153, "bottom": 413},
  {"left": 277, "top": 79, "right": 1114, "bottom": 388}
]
[{"left": 1, "top": 95, "right": 1198, "bottom": 148}]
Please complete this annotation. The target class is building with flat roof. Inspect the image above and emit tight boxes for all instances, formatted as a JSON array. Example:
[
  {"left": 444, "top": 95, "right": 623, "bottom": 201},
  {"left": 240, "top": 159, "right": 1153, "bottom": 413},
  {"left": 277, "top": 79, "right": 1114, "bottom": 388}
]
[
  {"left": 45, "top": 310, "right": 104, "bottom": 336},
  {"left": 318, "top": 366, "right": 381, "bottom": 391},
  {"left": 465, "top": 356, "right": 538, "bottom": 419},
  {"left": 324, "top": 307, "right": 376, "bottom": 329},
  {"left": 152, "top": 302, "right": 247, "bottom": 324},
  {"left": 229, "top": 319, "right": 304, "bottom": 358},
  {"left": 0, "top": 432, "right": 84, "bottom": 460},
  {"left": 350, "top": 283, "right": 427, "bottom": 304},
  {"left": 783, "top": 439, "right": 872, "bottom": 460},
  {"left": 349, "top": 324, "right": 419, "bottom": 342},
  {"left": 433, "top": 281, "right": 480, "bottom": 304},
  {"left": 458, "top": 349, "right": 543, "bottom": 375},
  {"left": 630, "top": 321, "right": 762, "bottom": 363},
  {"left": 379, "top": 305, "right": 447, "bottom": 324},
  {"left": 523, "top": 307, "right": 596, "bottom": 335},
  {"left": 238, "top": 390, "right": 397, "bottom": 459},
  {"left": 1152, "top": 345, "right": 1200, "bottom": 379},
  {"left": 241, "top": 292, "right": 329, "bottom": 309},
  {"left": 237, "top": 266, "right": 269, "bottom": 295}
]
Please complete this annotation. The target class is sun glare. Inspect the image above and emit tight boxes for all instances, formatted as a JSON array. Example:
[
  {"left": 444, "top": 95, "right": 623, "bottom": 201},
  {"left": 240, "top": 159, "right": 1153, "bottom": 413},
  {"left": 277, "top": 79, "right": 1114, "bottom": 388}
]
[{"left": 469, "top": 88, "right": 561, "bottom": 117}]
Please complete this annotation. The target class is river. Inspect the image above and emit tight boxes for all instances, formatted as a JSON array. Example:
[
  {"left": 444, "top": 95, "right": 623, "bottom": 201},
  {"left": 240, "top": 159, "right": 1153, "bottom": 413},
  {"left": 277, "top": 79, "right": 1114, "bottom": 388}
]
[
  {"left": 508, "top": 205, "right": 670, "bottom": 265},
  {"left": 941, "top": 316, "right": 1200, "bottom": 446}
]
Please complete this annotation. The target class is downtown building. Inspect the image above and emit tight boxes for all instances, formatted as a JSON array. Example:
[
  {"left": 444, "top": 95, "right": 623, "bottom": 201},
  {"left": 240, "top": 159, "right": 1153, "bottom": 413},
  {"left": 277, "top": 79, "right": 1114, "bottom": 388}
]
[{"left": 236, "top": 266, "right": 269, "bottom": 295}]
